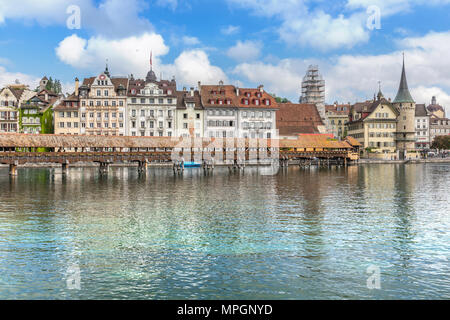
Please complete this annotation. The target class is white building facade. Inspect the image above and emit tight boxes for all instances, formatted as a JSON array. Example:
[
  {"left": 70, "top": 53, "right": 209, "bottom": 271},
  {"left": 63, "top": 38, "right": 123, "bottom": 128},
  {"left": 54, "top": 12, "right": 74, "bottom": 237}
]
[
  {"left": 127, "top": 72, "right": 177, "bottom": 137},
  {"left": 200, "top": 83, "right": 277, "bottom": 139}
]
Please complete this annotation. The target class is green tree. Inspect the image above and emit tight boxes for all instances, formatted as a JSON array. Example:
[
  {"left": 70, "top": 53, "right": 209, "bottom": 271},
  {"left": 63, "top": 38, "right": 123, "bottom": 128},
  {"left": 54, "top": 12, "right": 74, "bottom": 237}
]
[
  {"left": 431, "top": 136, "right": 450, "bottom": 150},
  {"left": 271, "top": 93, "right": 291, "bottom": 103},
  {"left": 45, "top": 77, "right": 54, "bottom": 91}
]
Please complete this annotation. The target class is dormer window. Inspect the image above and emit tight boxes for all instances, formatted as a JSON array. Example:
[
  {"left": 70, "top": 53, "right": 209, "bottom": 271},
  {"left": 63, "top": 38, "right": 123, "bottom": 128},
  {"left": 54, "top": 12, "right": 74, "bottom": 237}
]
[
  {"left": 168, "top": 90, "right": 172, "bottom": 95},
  {"left": 255, "top": 99, "right": 260, "bottom": 106},
  {"left": 245, "top": 92, "right": 251, "bottom": 98},
  {"left": 210, "top": 100, "right": 215, "bottom": 105},
  {"left": 219, "top": 100, "right": 223, "bottom": 105},
  {"left": 264, "top": 99, "right": 270, "bottom": 106}
]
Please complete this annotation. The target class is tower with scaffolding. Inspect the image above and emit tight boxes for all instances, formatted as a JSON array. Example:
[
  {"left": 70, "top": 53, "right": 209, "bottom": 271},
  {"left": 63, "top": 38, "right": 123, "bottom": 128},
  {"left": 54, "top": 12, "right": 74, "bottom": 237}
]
[{"left": 299, "top": 65, "right": 325, "bottom": 105}]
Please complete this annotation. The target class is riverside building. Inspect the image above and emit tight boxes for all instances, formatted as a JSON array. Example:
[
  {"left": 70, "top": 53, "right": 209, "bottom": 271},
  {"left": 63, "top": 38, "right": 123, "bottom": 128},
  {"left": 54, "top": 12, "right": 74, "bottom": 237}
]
[
  {"left": 0, "top": 82, "right": 35, "bottom": 133},
  {"left": 127, "top": 68, "right": 177, "bottom": 137},
  {"left": 201, "top": 81, "right": 277, "bottom": 139},
  {"left": 347, "top": 56, "right": 417, "bottom": 158},
  {"left": 176, "top": 86, "right": 203, "bottom": 138},
  {"left": 78, "top": 65, "right": 128, "bottom": 136}
]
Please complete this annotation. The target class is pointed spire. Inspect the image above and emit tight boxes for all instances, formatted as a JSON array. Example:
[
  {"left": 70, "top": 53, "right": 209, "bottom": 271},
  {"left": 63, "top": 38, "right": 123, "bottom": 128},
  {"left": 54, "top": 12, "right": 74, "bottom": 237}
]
[
  {"left": 377, "top": 81, "right": 384, "bottom": 100},
  {"left": 393, "top": 53, "right": 414, "bottom": 103},
  {"left": 104, "top": 59, "right": 110, "bottom": 77}
]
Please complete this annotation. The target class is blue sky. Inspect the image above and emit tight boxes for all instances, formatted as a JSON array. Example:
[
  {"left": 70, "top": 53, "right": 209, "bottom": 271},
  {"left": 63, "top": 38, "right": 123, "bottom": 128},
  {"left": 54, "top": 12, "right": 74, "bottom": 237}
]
[{"left": 1, "top": 0, "right": 450, "bottom": 112}]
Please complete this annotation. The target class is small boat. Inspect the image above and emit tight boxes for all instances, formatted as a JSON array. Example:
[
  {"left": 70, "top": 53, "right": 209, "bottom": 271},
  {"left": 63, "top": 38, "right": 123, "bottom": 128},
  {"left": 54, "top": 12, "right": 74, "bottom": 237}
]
[{"left": 183, "top": 161, "right": 201, "bottom": 168}]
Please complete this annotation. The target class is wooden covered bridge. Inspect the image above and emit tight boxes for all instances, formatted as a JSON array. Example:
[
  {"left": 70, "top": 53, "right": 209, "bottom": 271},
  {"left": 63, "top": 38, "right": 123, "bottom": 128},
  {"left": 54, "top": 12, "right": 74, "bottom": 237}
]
[{"left": 0, "top": 133, "right": 360, "bottom": 175}]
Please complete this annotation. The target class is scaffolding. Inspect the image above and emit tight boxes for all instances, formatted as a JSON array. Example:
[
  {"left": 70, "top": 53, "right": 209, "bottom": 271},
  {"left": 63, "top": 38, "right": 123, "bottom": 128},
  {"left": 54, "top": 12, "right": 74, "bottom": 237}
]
[{"left": 299, "top": 65, "right": 325, "bottom": 104}]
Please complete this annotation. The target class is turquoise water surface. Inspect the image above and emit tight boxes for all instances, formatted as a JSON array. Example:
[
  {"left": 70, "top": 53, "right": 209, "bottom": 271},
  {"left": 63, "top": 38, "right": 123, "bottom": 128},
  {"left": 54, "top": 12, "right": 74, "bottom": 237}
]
[{"left": 0, "top": 164, "right": 449, "bottom": 299}]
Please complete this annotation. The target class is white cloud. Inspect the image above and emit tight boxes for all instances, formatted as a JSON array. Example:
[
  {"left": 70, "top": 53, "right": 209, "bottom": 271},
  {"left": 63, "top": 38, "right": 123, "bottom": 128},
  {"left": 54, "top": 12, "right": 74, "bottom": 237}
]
[
  {"left": 225, "top": 0, "right": 450, "bottom": 50},
  {"left": 55, "top": 34, "right": 227, "bottom": 89},
  {"left": 165, "top": 50, "right": 228, "bottom": 87},
  {"left": 226, "top": 40, "right": 263, "bottom": 62},
  {"left": 55, "top": 33, "right": 169, "bottom": 76},
  {"left": 221, "top": 25, "right": 240, "bottom": 35},
  {"left": 0, "top": 0, "right": 153, "bottom": 37},
  {"left": 412, "top": 86, "right": 450, "bottom": 112},
  {"left": 182, "top": 36, "right": 201, "bottom": 46},
  {"left": 347, "top": 0, "right": 450, "bottom": 16},
  {"left": 233, "top": 31, "right": 450, "bottom": 114},
  {"left": 0, "top": 65, "right": 40, "bottom": 90},
  {"left": 233, "top": 58, "right": 310, "bottom": 97},
  {"left": 226, "top": 0, "right": 369, "bottom": 50}
]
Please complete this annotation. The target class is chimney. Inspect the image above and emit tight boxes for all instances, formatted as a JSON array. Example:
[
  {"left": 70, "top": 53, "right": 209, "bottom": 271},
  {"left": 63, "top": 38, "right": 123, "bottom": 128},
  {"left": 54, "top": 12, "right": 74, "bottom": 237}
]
[
  {"left": 236, "top": 86, "right": 240, "bottom": 96},
  {"left": 45, "top": 92, "right": 48, "bottom": 101},
  {"left": 432, "top": 96, "right": 437, "bottom": 105},
  {"left": 183, "top": 87, "right": 187, "bottom": 92},
  {"left": 198, "top": 81, "right": 201, "bottom": 94},
  {"left": 258, "top": 85, "right": 264, "bottom": 93},
  {"left": 190, "top": 87, "right": 194, "bottom": 97},
  {"left": 75, "top": 77, "right": 79, "bottom": 96}
]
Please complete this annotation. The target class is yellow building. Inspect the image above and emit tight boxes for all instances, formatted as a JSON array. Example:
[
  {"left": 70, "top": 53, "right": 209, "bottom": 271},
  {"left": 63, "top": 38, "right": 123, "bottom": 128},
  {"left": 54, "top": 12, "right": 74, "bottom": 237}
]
[
  {"left": 54, "top": 92, "right": 81, "bottom": 135},
  {"left": 78, "top": 66, "right": 128, "bottom": 136},
  {"left": 325, "top": 104, "right": 350, "bottom": 138},
  {"left": 347, "top": 91, "right": 399, "bottom": 156}
]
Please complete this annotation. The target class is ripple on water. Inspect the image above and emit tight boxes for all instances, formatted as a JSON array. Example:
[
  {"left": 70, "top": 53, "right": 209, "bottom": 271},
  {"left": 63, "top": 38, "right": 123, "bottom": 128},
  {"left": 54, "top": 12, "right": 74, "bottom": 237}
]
[{"left": 0, "top": 165, "right": 449, "bottom": 299}]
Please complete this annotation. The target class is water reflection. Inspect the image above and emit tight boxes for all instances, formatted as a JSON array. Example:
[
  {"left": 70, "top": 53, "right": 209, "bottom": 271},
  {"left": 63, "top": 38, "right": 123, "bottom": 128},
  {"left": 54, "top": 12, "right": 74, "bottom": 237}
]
[{"left": 0, "top": 164, "right": 449, "bottom": 299}]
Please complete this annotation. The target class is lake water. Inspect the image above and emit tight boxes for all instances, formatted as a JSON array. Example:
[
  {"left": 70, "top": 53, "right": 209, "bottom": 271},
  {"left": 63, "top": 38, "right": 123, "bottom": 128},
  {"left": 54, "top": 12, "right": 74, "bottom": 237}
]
[{"left": 0, "top": 164, "right": 449, "bottom": 300}]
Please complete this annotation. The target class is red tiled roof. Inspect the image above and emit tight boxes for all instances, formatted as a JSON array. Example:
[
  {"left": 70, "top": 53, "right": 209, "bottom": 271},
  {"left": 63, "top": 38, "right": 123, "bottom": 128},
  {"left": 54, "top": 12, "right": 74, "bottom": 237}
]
[
  {"left": 345, "top": 136, "right": 362, "bottom": 147},
  {"left": 200, "top": 84, "right": 277, "bottom": 109},
  {"left": 276, "top": 103, "right": 324, "bottom": 136},
  {"left": 325, "top": 104, "right": 351, "bottom": 115}
]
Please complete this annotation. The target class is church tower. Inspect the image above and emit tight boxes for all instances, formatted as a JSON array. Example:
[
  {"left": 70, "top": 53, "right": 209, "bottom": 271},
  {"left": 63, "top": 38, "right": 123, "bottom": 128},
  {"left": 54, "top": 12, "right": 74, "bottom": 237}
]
[
  {"left": 393, "top": 55, "right": 416, "bottom": 156},
  {"left": 39, "top": 76, "right": 48, "bottom": 92}
]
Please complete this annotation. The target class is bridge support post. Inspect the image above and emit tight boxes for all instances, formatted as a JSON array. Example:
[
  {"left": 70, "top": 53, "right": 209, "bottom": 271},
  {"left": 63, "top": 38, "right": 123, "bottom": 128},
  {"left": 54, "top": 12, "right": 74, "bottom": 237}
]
[
  {"left": 9, "top": 161, "right": 18, "bottom": 176},
  {"left": 138, "top": 160, "right": 148, "bottom": 174},
  {"left": 99, "top": 162, "right": 110, "bottom": 174},
  {"left": 173, "top": 160, "right": 184, "bottom": 174},
  {"left": 62, "top": 160, "right": 69, "bottom": 174}
]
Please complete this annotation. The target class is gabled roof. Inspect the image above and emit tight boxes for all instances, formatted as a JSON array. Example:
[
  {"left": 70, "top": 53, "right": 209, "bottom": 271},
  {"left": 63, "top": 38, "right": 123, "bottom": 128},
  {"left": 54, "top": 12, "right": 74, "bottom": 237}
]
[
  {"left": 349, "top": 98, "right": 399, "bottom": 124},
  {"left": 82, "top": 76, "right": 129, "bottom": 92},
  {"left": 9, "top": 88, "right": 25, "bottom": 101},
  {"left": 176, "top": 90, "right": 203, "bottom": 110}
]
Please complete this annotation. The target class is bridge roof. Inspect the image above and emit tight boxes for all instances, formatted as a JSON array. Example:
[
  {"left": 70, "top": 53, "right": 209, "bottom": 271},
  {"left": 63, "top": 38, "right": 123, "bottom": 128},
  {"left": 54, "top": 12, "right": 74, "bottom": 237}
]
[
  {"left": 279, "top": 134, "right": 353, "bottom": 149},
  {"left": 0, "top": 134, "right": 281, "bottom": 149}
]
